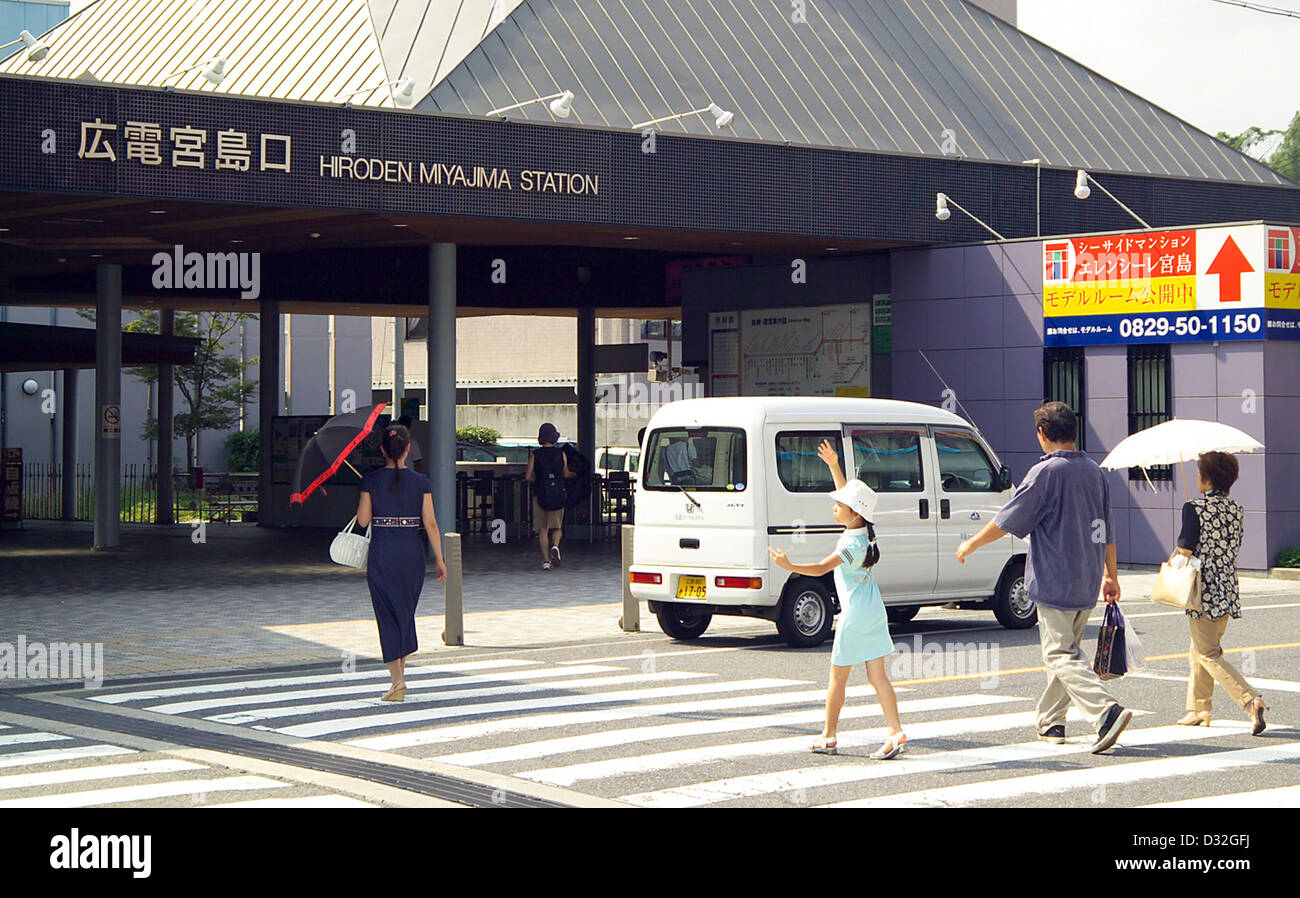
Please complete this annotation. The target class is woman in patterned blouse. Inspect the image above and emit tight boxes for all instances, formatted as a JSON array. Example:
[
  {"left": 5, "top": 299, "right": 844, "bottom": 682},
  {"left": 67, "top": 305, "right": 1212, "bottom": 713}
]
[{"left": 1174, "top": 451, "right": 1267, "bottom": 734}]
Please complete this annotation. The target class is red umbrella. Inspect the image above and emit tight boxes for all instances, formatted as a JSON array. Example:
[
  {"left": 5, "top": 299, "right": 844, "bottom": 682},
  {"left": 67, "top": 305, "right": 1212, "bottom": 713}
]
[{"left": 290, "top": 403, "right": 390, "bottom": 505}]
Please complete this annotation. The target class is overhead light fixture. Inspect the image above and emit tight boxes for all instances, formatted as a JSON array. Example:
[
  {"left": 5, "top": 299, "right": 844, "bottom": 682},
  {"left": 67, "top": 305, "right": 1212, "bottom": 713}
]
[
  {"left": 1073, "top": 169, "right": 1150, "bottom": 227},
  {"left": 935, "top": 192, "right": 1004, "bottom": 240},
  {"left": 333, "top": 77, "right": 417, "bottom": 108},
  {"left": 634, "top": 102, "right": 735, "bottom": 132},
  {"left": 0, "top": 30, "right": 50, "bottom": 62},
  {"left": 310, "top": 232, "right": 321, "bottom": 238},
  {"left": 167, "top": 54, "right": 227, "bottom": 85},
  {"left": 623, "top": 236, "right": 639, "bottom": 241},
  {"left": 149, "top": 209, "right": 167, "bottom": 215},
  {"left": 487, "top": 89, "right": 576, "bottom": 120},
  {"left": 22, "top": 378, "right": 39, "bottom": 395}
]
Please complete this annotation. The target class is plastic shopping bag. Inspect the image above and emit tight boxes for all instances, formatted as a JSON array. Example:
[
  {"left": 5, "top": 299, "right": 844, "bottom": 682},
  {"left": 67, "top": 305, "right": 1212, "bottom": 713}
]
[
  {"left": 1124, "top": 615, "right": 1146, "bottom": 673},
  {"left": 1092, "top": 603, "right": 1128, "bottom": 681}
]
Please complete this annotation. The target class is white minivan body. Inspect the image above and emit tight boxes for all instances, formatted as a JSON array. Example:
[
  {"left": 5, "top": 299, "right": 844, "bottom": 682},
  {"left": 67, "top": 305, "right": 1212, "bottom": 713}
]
[{"left": 629, "top": 397, "right": 1030, "bottom": 647}]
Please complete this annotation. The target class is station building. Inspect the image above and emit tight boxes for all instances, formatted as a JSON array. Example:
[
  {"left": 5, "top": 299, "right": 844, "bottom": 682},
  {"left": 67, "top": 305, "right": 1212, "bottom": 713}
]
[{"left": 0, "top": 0, "right": 1297, "bottom": 568}]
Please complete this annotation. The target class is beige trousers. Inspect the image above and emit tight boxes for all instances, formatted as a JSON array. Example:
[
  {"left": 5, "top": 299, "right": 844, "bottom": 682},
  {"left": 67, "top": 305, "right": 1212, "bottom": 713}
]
[
  {"left": 1036, "top": 606, "right": 1118, "bottom": 733},
  {"left": 1187, "top": 614, "right": 1258, "bottom": 712}
]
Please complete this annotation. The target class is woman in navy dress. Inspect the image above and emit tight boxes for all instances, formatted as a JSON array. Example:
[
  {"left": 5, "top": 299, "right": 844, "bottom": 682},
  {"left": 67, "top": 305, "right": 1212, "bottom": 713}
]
[{"left": 356, "top": 424, "right": 446, "bottom": 701}]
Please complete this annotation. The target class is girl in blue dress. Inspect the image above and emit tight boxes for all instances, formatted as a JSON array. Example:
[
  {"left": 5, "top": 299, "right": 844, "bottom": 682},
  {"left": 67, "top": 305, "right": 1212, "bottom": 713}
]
[
  {"left": 769, "top": 440, "right": 906, "bottom": 759},
  {"left": 356, "top": 424, "right": 447, "bottom": 702}
]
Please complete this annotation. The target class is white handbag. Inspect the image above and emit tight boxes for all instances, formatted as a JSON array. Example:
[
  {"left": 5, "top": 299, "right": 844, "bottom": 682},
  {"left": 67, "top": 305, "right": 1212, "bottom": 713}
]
[
  {"left": 1150, "top": 552, "right": 1202, "bottom": 612},
  {"left": 330, "top": 515, "right": 372, "bottom": 569}
]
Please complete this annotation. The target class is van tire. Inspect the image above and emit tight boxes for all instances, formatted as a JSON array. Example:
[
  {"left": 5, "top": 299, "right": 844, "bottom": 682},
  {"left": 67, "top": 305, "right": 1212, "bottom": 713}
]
[
  {"left": 656, "top": 605, "right": 713, "bottom": 640},
  {"left": 777, "top": 579, "right": 835, "bottom": 648},
  {"left": 886, "top": 605, "right": 921, "bottom": 625},
  {"left": 992, "top": 558, "right": 1036, "bottom": 629}
]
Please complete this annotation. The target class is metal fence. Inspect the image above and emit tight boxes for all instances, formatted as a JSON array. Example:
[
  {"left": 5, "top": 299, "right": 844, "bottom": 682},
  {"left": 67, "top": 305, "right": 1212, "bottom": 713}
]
[
  {"left": 20, "top": 464, "right": 229, "bottom": 523},
  {"left": 454, "top": 471, "right": 635, "bottom": 540}
]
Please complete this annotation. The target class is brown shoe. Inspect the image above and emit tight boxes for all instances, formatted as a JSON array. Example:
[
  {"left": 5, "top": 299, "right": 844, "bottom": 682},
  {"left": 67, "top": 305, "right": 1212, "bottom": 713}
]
[{"left": 1247, "top": 698, "right": 1268, "bottom": 736}]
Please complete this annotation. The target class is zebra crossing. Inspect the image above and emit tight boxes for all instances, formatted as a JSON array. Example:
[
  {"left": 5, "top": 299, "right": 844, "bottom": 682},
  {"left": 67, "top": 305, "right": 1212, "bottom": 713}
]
[
  {"left": 0, "top": 723, "right": 376, "bottom": 808},
  {"left": 79, "top": 655, "right": 1300, "bottom": 808}
]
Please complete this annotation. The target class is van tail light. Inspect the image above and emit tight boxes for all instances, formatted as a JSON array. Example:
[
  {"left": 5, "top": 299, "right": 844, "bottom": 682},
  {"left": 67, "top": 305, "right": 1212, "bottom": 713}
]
[
  {"left": 630, "top": 572, "right": 662, "bottom": 585},
  {"left": 715, "top": 576, "right": 763, "bottom": 589}
]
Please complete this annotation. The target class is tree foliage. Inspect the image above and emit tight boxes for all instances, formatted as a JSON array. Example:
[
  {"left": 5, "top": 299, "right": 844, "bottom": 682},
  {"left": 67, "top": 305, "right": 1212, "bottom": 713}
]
[{"left": 1216, "top": 112, "right": 1300, "bottom": 182}]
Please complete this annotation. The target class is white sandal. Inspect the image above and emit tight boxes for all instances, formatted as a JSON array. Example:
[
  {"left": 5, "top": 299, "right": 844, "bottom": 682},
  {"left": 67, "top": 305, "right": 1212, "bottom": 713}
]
[
  {"left": 811, "top": 735, "right": 838, "bottom": 755},
  {"left": 870, "top": 732, "right": 907, "bottom": 760}
]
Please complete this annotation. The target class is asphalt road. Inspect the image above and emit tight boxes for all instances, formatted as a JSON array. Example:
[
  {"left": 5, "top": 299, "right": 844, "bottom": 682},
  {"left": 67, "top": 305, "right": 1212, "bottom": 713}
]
[{"left": 5, "top": 584, "right": 1296, "bottom": 809}]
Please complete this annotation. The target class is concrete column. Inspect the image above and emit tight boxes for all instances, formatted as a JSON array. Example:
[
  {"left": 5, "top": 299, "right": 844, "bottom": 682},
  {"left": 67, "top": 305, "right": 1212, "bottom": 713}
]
[
  {"left": 157, "top": 308, "right": 175, "bottom": 525},
  {"left": 428, "top": 244, "right": 456, "bottom": 534},
  {"left": 61, "top": 368, "right": 78, "bottom": 520},
  {"left": 258, "top": 300, "right": 280, "bottom": 527},
  {"left": 93, "top": 264, "right": 122, "bottom": 549},
  {"left": 393, "top": 315, "right": 404, "bottom": 416},
  {"left": 577, "top": 306, "right": 596, "bottom": 464}
]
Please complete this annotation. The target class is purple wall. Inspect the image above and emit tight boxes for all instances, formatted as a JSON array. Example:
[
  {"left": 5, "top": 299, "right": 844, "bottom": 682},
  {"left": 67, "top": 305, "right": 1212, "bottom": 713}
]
[{"left": 890, "top": 241, "right": 1300, "bottom": 570}]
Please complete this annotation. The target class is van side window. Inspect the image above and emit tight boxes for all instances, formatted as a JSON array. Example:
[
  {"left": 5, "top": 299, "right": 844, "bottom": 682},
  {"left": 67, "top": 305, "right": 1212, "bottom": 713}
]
[
  {"left": 774, "top": 431, "right": 843, "bottom": 492},
  {"left": 935, "top": 430, "right": 998, "bottom": 492},
  {"left": 849, "top": 428, "right": 924, "bottom": 492}
]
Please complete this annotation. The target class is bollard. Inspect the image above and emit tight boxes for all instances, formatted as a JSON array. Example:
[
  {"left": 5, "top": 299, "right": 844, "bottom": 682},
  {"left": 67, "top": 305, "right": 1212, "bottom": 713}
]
[
  {"left": 620, "top": 523, "right": 639, "bottom": 632},
  {"left": 442, "top": 531, "right": 464, "bottom": 646}
]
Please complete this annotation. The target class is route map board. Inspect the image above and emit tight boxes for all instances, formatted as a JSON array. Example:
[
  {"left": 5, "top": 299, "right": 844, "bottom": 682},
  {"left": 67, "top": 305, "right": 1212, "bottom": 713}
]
[{"left": 709, "top": 302, "right": 871, "bottom": 396}]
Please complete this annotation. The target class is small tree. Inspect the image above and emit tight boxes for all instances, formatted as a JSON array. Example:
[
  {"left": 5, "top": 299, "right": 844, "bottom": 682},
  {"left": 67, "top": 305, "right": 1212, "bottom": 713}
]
[
  {"left": 1268, "top": 111, "right": 1300, "bottom": 183},
  {"left": 80, "top": 309, "right": 259, "bottom": 472},
  {"left": 456, "top": 425, "right": 500, "bottom": 448}
]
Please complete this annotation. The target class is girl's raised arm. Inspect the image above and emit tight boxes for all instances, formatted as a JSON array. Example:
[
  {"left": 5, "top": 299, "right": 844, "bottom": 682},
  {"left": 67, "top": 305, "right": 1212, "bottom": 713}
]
[{"left": 818, "top": 439, "right": 847, "bottom": 490}]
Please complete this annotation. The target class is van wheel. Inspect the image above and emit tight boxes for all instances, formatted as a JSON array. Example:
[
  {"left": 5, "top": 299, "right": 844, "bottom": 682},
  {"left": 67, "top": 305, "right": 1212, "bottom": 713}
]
[
  {"left": 886, "top": 605, "right": 920, "bottom": 625},
  {"left": 992, "top": 559, "right": 1036, "bottom": 629},
  {"left": 777, "top": 580, "right": 835, "bottom": 648},
  {"left": 656, "top": 605, "right": 713, "bottom": 640}
]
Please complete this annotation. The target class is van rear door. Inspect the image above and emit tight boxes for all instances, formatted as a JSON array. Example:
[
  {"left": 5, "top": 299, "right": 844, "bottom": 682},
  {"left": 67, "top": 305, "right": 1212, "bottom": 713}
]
[{"left": 845, "top": 425, "right": 939, "bottom": 598}]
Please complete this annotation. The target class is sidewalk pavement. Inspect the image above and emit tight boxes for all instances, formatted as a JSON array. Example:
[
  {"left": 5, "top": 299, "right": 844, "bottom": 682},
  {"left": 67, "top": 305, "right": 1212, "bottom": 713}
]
[{"left": 2, "top": 521, "right": 1296, "bottom": 685}]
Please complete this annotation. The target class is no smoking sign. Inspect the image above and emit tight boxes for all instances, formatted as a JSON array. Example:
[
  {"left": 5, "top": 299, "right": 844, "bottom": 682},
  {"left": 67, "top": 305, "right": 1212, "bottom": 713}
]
[{"left": 101, "top": 404, "right": 120, "bottom": 438}]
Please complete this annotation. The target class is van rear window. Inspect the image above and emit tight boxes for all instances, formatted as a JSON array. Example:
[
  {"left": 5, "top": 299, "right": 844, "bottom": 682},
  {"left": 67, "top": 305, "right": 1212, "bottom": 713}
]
[{"left": 644, "top": 428, "right": 746, "bottom": 491}]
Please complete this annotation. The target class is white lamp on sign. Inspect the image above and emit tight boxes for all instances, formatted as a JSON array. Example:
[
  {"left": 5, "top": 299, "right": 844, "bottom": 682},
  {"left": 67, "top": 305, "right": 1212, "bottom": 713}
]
[
  {"left": 934, "top": 191, "right": 1004, "bottom": 240},
  {"left": 487, "top": 90, "right": 577, "bottom": 120},
  {"left": 1074, "top": 169, "right": 1151, "bottom": 228},
  {"left": 334, "top": 77, "right": 418, "bottom": 108},
  {"left": 0, "top": 29, "right": 50, "bottom": 62},
  {"left": 167, "top": 54, "right": 227, "bottom": 85},
  {"left": 633, "top": 101, "right": 736, "bottom": 132}
]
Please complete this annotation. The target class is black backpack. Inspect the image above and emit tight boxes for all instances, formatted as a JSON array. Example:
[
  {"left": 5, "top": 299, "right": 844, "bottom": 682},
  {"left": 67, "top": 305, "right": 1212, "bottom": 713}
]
[{"left": 534, "top": 447, "right": 568, "bottom": 511}]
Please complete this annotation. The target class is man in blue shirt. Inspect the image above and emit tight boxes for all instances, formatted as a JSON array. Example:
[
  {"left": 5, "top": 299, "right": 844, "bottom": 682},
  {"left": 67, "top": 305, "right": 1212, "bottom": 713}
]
[{"left": 957, "top": 401, "right": 1132, "bottom": 754}]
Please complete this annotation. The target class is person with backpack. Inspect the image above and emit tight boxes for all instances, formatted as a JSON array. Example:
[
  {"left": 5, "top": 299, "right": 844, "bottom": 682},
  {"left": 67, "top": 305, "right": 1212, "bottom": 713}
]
[
  {"left": 525, "top": 422, "right": 575, "bottom": 570},
  {"left": 768, "top": 439, "right": 907, "bottom": 760}
]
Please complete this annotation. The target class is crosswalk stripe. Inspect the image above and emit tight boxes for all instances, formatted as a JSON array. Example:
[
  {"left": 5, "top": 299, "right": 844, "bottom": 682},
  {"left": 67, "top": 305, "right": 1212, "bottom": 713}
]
[
  {"left": 347, "top": 684, "right": 908, "bottom": 751},
  {"left": 1142, "top": 784, "right": 1300, "bottom": 808},
  {"left": 619, "top": 723, "right": 1244, "bottom": 808},
  {"left": 90, "top": 659, "right": 538, "bottom": 704},
  {"left": 0, "top": 745, "right": 135, "bottom": 769},
  {"left": 834, "top": 740, "right": 1300, "bottom": 808},
  {"left": 522, "top": 705, "right": 1084, "bottom": 787},
  {"left": 206, "top": 671, "right": 710, "bottom": 726},
  {"left": 205, "top": 795, "right": 377, "bottom": 808},
  {"left": 0, "top": 732, "right": 73, "bottom": 747},
  {"left": 1129, "top": 671, "right": 1300, "bottom": 694},
  {"left": 146, "top": 664, "right": 622, "bottom": 714},
  {"left": 439, "top": 694, "right": 1023, "bottom": 768},
  {"left": 281, "top": 678, "right": 811, "bottom": 739},
  {"left": 0, "top": 760, "right": 205, "bottom": 791},
  {"left": 0, "top": 775, "right": 290, "bottom": 808}
]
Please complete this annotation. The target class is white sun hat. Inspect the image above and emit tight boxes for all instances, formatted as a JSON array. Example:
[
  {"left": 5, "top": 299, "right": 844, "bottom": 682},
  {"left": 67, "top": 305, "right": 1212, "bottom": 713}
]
[{"left": 829, "top": 479, "right": 877, "bottom": 522}]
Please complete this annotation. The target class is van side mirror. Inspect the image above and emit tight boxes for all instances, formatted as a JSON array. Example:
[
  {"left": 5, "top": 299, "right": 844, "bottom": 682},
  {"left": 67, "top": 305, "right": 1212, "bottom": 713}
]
[{"left": 998, "top": 465, "right": 1013, "bottom": 491}]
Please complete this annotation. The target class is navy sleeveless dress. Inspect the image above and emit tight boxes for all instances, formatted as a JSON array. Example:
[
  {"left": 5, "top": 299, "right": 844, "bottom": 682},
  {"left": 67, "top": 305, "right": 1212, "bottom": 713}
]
[{"left": 360, "top": 466, "right": 431, "bottom": 662}]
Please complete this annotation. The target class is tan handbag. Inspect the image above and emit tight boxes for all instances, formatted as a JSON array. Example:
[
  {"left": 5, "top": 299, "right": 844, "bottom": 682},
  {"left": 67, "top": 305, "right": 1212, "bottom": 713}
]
[{"left": 1150, "top": 552, "right": 1202, "bottom": 612}]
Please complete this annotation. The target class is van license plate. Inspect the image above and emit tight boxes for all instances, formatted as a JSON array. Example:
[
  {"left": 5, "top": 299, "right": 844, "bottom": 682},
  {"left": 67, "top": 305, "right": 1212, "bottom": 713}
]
[{"left": 676, "top": 576, "right": 707, "bottom": 599}]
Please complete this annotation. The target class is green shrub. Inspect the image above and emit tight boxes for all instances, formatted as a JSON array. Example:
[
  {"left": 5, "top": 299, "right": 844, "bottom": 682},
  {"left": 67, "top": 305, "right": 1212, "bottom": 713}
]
[
  {"left": 456, "top": 425, "right": 500, "bottom": 448},
  {"left": 225, "top": 429, "right": 260, "bottom": 472},
  {"left": 1277, "top": 547, "right": 1300, "bottom": 569}
]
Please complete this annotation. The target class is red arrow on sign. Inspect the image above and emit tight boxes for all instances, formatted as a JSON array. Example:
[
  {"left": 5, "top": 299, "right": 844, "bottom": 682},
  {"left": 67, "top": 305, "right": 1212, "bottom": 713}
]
[{"left": 1206, "top": 235, "right": 1254, "bottom": 302}]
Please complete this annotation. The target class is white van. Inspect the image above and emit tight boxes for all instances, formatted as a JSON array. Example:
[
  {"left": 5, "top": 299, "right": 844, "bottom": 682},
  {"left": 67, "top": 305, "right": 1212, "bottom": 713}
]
[{"left": 629, "top": 397, "right": 1030, "bottom": 647}]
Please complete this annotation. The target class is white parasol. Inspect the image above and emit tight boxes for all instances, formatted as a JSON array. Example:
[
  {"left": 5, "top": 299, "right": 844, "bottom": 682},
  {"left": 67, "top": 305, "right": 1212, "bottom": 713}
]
[{"left": 1099, "top": 419, "right": 1264, "bottom": 497}]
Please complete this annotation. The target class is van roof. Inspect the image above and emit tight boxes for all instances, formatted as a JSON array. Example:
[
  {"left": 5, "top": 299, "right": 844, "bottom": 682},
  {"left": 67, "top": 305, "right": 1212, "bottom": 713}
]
[{"left": 646, "top": 397, "right": 974, "bottom": 428}]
